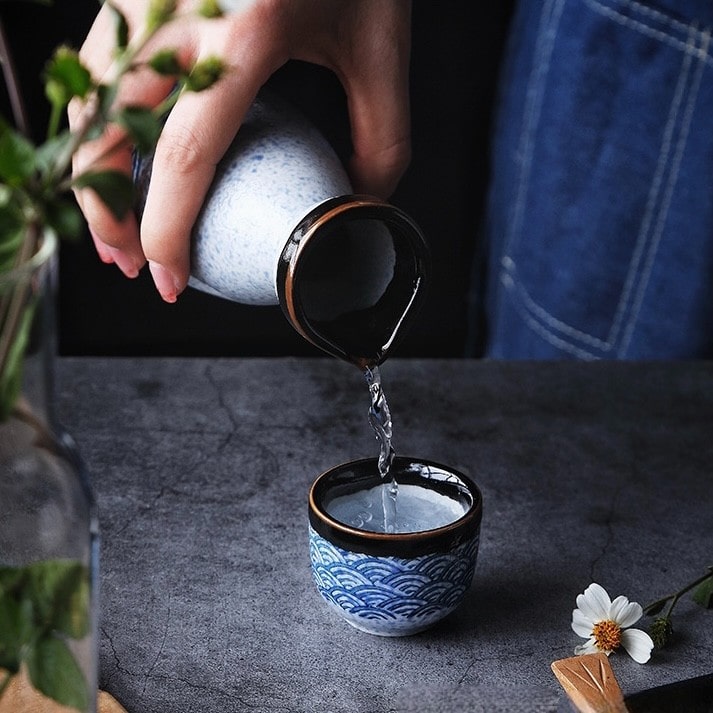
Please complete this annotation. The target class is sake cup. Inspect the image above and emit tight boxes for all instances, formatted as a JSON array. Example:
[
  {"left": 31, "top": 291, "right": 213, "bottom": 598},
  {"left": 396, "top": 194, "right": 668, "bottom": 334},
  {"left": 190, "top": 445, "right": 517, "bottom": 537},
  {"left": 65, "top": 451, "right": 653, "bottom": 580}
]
[{"left": 308, "top": 457, "right": 483, "bottom": 637}]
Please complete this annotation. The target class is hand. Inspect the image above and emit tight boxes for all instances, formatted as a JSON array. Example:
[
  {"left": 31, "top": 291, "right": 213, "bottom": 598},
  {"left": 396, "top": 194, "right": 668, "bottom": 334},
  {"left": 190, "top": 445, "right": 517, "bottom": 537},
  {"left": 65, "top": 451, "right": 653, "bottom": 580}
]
[{"left": 69, "top": 0, "right": 412, "bottom": 302}]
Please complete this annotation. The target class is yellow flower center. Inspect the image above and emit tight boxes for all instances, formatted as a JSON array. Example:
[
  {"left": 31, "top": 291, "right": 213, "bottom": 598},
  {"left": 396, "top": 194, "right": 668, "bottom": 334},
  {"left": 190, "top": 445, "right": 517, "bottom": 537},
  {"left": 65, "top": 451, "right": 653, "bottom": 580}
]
[{"left": 593, "top": 619, "right": 622, "bottom": 652}]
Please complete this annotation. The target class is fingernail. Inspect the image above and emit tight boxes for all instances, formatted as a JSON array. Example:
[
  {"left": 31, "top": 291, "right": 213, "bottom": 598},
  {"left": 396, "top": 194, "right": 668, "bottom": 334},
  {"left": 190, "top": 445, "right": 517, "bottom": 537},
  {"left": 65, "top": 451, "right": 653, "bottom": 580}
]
[
  {"left": 149, "top": 261, "right": 181, "bottom": 303},
  {"left": 107, "top": 246, "right": 142, "bottom": 278}
]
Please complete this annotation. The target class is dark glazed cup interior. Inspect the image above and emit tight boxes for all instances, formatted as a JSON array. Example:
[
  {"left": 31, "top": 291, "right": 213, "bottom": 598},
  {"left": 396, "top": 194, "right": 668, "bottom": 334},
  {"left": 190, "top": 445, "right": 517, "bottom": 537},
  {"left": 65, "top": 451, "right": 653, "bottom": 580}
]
[
  {"left": 309, "top": 456, "right": 482, "bottom": 558},
  {"left": 278, "top": 196, "right": 430, "bottom": 368}
]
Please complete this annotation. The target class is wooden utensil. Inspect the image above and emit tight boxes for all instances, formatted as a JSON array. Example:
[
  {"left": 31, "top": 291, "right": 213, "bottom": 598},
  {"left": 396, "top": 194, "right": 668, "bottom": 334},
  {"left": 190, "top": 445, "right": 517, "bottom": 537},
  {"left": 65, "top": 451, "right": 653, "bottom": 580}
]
[
  {"left": 0, "top": 668, "right": 128, "bottom": 712},
  {"left": 552, "top": 653, "right": 628, "bottom": 713}
]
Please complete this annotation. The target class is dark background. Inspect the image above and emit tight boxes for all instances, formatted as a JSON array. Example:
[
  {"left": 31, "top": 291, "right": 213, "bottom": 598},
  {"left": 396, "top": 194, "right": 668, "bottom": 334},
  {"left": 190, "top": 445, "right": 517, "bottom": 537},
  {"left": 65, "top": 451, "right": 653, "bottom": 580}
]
[{"left": 0, "top": 1, "right": 515, "bottom": 358}]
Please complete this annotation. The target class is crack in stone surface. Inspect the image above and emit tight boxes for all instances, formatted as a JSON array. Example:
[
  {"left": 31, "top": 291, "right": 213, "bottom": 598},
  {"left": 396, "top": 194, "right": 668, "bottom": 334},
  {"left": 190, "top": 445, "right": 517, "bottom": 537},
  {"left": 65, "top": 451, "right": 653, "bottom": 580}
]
[
  {"left": 205, "top": 364, "right": 240, "bottom": 452},
  {"left": 101, "top": 625, "right": 136, "bottom": 683},
  {"left": 589, "top": 484, "right": 624, "bottom": 582},
  {"left": 142, "top": 598, "right": 171, "bottom": 695}
]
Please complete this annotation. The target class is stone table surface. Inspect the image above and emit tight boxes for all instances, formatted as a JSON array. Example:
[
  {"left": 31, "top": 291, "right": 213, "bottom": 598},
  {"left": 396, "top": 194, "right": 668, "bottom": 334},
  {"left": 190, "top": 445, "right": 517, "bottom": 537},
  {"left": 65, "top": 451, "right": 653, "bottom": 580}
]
[{"left": 57, "top": 357, "right": 713, "bottom": 713}]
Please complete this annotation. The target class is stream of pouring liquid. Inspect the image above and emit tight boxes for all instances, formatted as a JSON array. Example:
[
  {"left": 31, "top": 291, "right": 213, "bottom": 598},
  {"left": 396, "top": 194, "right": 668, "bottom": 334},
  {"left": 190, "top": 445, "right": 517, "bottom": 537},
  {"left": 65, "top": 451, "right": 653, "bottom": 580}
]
[{"left": 364, "top": 365, "right": 399, "bottom": 532}]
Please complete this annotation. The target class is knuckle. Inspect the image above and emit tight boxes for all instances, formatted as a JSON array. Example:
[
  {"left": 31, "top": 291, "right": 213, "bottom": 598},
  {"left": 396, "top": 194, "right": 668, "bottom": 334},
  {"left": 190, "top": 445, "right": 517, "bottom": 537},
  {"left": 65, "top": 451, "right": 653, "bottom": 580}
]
[{"left": 154, "top": 124, "right": 210, "bottom": 175}]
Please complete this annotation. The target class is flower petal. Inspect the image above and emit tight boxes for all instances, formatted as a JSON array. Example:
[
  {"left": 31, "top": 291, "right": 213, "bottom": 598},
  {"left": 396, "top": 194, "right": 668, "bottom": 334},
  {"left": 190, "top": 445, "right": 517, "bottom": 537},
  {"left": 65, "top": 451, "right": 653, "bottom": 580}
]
[
  {"left": 578, "top": 583, "right": 611, "bottom": 621},
  {"left": 609, "top": 595, "right": 630, "bottom": 621},
  {"left": 611, "top": 597, "right": 643, "bottom": 628},
  {"left": 621, "top": 628, "right": 654, "bottom": 664},
  {"left": 572, "top": 608, "right": 594, "bottom": 637},
  {"left": 574, "top": 637, "right": 599, "bottom": 656}
]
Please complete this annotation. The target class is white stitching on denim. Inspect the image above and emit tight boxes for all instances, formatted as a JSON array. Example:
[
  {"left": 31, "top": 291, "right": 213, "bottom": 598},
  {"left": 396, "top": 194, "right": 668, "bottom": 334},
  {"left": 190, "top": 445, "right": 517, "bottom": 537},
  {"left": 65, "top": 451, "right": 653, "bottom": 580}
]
[
  {"left": 502, "top": 259, "right": 611, "bottom": 349},
  {"left": 583, "top": 0, "right": 713, "bottom": 66},
  {"left": 500, "top": 0, "right": 708, "bottom": 356},
  {"left": 608, "top": 28, "right": 694, "bottom": 346},
  {"left": 504, "top": 0, "right": 566, "bottom": 261},
  {"left": 613, "top": 0, "right": 710, "bottom": 37},
  {"left": 499, "top": 0, "right": 573, "bottom": 350},
  {"left": 617, "top": 27, "right": 709, "bottom": 356},
  {"left": 626, "top": 0, "right": 696, "bottom": 33},
  {"left": 500, "top": 274, "right": 600, "bottom": 359}
]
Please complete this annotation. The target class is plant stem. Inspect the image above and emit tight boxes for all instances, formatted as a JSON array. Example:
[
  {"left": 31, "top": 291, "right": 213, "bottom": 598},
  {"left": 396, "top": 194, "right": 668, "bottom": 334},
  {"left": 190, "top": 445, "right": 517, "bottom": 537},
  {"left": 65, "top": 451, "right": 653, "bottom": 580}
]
[
  {"left": 50, "top": 24, "right": 155, "bottom": 183},
  {"left": 0, "top": 16, "right": 29, "bottom": 136},
  {"left": 0, "top": 223, "right": 40, "bottom": 379},
  {"left": 643, "top": 567, "right": 713, "bottom": 616},
  {"left": 47, "top": 97, "right": 63, "bottom": 142},
  {"left": 56, "top": 79, "right": 183, "bottom": 195}
]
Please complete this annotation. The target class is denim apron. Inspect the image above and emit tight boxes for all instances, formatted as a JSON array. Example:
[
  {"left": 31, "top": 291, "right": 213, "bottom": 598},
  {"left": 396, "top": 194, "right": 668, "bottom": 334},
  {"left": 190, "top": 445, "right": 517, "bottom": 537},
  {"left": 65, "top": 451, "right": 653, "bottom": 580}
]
[{"left": 482, "top": 0, "right": 713, "bottom": 359}]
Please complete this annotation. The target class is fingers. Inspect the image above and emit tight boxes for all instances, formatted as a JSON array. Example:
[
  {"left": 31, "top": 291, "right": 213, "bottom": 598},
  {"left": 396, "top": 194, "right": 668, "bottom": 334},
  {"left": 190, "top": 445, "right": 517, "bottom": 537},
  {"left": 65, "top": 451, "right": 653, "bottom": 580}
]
[
  {"left": 345, "top": 67, "right": 412, "bottom": 199},
  {"left": 69, "top": 1, "right": 182, "bottom": 280},
  {"left": 71, "top": 1, "right": 286, "bottom": 301},
  {"left": 139, "top": 19, "right": 285, "bottom": 301},
  {"left": 71, "top": 0, "right": 413, "bottom": 306},
  {"left": 336, "top": 0, "right": 413, "bottom": 198}
]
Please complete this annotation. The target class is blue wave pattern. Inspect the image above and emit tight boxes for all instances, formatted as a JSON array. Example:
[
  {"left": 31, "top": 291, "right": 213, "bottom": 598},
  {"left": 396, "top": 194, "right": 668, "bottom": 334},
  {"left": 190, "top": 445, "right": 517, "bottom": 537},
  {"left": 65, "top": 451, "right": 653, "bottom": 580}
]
[{"left": 309, "top": 526, "right": 479, "bottom": 636}]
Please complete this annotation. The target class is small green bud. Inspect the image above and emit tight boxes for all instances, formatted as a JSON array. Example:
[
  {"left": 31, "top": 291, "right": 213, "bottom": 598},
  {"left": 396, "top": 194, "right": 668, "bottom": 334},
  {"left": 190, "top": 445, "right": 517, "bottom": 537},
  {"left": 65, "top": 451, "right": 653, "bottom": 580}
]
[
  {"left": 148, "top": 49, "right": 184, "bottom": 76},
  {"left": 44, "top": 46, "right": 92, "bottom": 105},
  {"left": 185, "top": 57, "right": 225, "bottom": 92},
  {"left": 650, "top": 616, "right": 674, "bottom": 649},
  {"left": 146, "top": 0, "right": 178, "bottom": 31},
  {"left": 198, "top": 0, "right": 224, "bottom": 18}
]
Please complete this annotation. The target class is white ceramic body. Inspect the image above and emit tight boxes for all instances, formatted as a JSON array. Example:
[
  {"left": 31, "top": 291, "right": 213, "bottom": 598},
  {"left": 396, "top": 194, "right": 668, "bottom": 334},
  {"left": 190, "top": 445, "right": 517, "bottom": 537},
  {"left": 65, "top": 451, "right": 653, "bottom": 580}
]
[{"left": 192, "top": 92, "right": 352, "bottom": 304}]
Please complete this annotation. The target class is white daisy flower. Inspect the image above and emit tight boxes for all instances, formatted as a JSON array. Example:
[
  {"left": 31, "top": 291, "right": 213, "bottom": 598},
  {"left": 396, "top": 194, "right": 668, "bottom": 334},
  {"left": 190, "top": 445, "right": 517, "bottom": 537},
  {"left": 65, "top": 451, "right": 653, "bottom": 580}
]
[{"left": 571, "top": 582, "right": 654, "bottom": 664}]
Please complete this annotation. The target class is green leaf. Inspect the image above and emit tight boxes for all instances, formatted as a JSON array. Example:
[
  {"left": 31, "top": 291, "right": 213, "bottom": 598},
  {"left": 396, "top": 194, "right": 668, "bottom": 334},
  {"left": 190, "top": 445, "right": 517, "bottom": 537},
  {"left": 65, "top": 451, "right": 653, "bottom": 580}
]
[
  {"left": 45, "top": 199, "right": 84, "bottom": 241},
  {"left": 0, "top": 571, "right": 34, "bottom": 674},
  {"left": 0, "top": 566, "right": 27, "bottom": 595},
  {"left": 692, "top": 574, "right": 713, "bottom": 609},
  {"left": 148, "top": 48, "right": 183, "bottom": 76},
  {"left": 107, "top": 1, "right": 130, "bottom": 51},
  {"left": 197, "top": 0, "right": 223, "bottom": 18},
  {"left": 27, "top": 560, "right": 90, "bottom": 638},
  {"left": 35, "top": 131, "right": 73, "bottom": 176},
  {"left": 26, "top": 636, "right": 89, "bottom": 712},
  {"left": 97, "top": 83, "right": 118, "bottom": 122},
  {"left": 0, "top": 594, "right": 22, "bottom": 673},
  {"left": 0, "top": 128, "right": 37, "bottom": 185},
  {"left": 642, "top": 599, "right": 668, "bottom": 617},
  {"left": 44, "top": 46, "right": 93, "bottom": 107},
  {"left": 185, "top": 56, "right": 225, "bottom": 92},
  {"left": 116, "top": 105, "right": 163, "bottom": 155},
  {"left": 72, "top": 169, "right": 135, "bottom": 221},
  {"left": 146, "top": 0, "right": 178, "bottom": 31}
]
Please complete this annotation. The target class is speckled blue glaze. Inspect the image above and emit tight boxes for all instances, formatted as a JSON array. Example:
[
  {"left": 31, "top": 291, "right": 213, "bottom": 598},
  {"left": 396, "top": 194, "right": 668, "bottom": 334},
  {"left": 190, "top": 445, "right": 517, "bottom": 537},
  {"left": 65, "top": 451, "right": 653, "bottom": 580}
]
[
  {"left": 135, "top": 91, "right": 352, "bottom": 305},
  {"left": 191, "top": 93, "right": 352, "bottom": 304}
]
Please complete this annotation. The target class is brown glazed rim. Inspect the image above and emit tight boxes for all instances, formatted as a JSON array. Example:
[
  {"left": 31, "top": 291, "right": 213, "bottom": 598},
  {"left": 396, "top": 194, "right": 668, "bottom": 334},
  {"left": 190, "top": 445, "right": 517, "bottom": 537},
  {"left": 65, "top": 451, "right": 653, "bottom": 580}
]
[
  {"left": 308, "top": 456, "right": 483, "bottom": 558},
  {"left": 276, "top": 194, "right": 430, "bottom": 366}
]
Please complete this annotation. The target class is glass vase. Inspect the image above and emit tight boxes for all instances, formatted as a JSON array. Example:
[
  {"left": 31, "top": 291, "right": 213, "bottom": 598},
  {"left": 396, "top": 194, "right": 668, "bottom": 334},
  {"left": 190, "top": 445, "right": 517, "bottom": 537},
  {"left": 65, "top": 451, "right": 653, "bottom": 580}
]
[{"left": 0, "top": 229, "right": 98, "bottom": 712}]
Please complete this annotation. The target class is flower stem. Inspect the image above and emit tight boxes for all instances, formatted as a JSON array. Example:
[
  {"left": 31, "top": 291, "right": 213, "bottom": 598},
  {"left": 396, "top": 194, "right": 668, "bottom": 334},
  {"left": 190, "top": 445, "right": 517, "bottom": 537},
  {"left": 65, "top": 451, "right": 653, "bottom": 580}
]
[{"left": 643, "top": 567, "right": 713, "bottom": 617}]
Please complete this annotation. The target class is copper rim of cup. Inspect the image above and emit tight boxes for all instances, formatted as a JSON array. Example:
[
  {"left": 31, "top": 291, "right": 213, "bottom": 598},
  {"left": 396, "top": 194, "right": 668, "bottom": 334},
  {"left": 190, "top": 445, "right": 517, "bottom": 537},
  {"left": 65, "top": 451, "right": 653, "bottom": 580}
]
[{"left": 308, "top": 456, "right": 483, "bottom": 558}]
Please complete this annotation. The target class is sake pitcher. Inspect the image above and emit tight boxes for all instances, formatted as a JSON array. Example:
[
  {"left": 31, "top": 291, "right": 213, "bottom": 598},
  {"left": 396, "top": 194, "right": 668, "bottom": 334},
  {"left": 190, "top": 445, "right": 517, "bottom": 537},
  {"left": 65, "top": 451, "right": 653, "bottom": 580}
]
[{"left": 133, "top": 90, "right": 429, "bottom": 367}]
